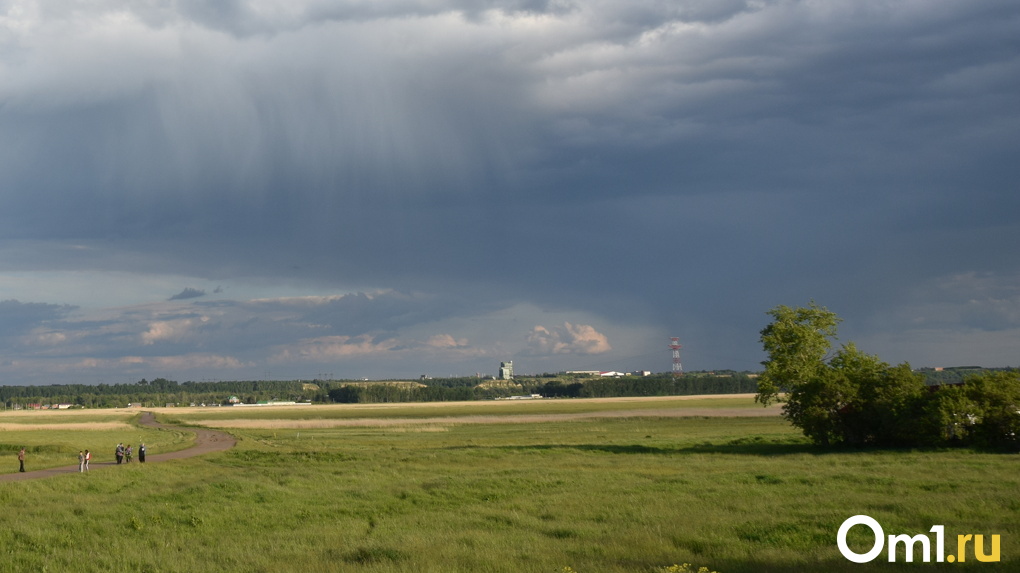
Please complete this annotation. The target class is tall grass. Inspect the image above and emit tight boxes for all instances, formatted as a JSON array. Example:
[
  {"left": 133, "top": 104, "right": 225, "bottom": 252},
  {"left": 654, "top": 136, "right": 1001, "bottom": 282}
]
[{"left": 0, "top": 409, "right": 1014, "bottom": 572}]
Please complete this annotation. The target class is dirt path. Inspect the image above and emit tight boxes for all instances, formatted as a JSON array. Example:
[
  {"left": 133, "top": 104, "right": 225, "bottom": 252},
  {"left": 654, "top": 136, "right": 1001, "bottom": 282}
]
[{"left": 0, "top": 412, "right": 236, "bottom": 483}]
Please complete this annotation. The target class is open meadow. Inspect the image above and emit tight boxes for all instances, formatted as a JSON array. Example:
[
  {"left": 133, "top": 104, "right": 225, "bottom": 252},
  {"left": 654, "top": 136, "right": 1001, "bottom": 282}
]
[{"left": 0, "top": 396, "right": 1015, "bottom": 572}]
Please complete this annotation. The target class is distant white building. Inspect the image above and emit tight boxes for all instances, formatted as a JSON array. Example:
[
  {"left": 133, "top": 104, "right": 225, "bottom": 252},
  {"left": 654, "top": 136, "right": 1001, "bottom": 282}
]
[
  {"left": 498, "top": 394, "right": 543, "bottom": 400},
  {"left": 498, "top": 361, "right": 514, "bottom": 380}
]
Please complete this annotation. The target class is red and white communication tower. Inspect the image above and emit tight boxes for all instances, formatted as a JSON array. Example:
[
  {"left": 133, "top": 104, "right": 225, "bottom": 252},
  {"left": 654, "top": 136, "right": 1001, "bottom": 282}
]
[{"left": 669, "top": 337, "right": 683, "bottom": 377}]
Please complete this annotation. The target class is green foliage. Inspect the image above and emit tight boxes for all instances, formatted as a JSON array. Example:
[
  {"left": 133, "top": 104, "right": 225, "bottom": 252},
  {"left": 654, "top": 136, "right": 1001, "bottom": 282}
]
[
  {"left": 962, "top": 370, "right": 1020, "bottom": 451},
  {"left": 327, "top": 382, "right": 491, "bottom": 403},
  {"left": 756, "top": 302, "right": 841, "bottom": 407},
  {"left": 758, "top": 302, "right": 1020, "bottom": 450},
  {"left": 563, "top": 374, "right": 758, "bottom": 398},
  {"left": 917, "top": 384, "right": 979, "bottom": 445}
]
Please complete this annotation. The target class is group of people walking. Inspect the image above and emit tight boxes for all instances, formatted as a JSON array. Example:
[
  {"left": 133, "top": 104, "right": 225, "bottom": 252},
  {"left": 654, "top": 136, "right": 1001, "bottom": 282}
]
[
  {"left": 76, "top": 449, "right": 91, "bottom": 472},
  {"left": 14, "top": 442, "right": 151, "bottom": 473},
  {"left": 16, "top": 443, "right": 150, "bottom": 474},
  {"left": 114, "top": 442, "right": 146, "bottom": 464}
]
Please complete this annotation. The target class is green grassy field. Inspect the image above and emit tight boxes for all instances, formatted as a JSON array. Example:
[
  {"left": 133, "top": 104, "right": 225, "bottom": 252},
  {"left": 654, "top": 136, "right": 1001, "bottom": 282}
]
[{"left": 0, "top": 399, "right": 1014, "bottom": 572}]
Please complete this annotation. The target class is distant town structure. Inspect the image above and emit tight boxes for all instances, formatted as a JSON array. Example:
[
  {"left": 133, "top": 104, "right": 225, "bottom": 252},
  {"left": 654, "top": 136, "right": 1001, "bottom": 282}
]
[
  {"left": 498, "top": 361, "right": 514, "bottom": 380},
  {"left": 598, "top": 371, "right": 653, "bottom": 377},
  {"left": 565, "top": 370, "right": 653, "bottom": 377},
  {"left": 669, "top": 337, "right": 683, "bottom": 378}
]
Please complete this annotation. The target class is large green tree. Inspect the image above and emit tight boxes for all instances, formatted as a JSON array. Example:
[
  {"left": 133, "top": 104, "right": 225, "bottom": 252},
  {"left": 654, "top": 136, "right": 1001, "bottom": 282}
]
[
  {"left": 756, "top": 303, "right": 927, "bottom": 446},
  {"left": 756, "top": 301, "right": 841, "bottom": 407}
]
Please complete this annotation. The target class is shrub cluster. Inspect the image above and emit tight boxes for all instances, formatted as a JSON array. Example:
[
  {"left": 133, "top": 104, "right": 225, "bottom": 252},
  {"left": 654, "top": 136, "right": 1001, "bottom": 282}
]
[
  {"left": 757, "top": 303, "right": 1019, "bottom": 450},
  {"left": 785, "top": 349, "right": 1018, "bottom": 449}
]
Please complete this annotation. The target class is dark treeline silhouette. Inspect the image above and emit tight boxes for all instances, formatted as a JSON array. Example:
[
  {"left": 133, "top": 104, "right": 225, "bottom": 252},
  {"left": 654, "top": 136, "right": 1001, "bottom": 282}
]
[
  {"left": 1, "top": 372, "right": 763, "bottom": 408},
  {"left": 6, "top": 368, "right": 1006, "bottom": 410},
  {"left": 915, "top": 367, "right": 1013, "bottom": 386},
  {"left": 528, "top": 373, "right": 758, "bottom": 399},
  {"left": 327, "top": 373, "right": 759, "bottom": 403},
  {"left": 0, "top": 378, "right": 316, "bottom": 408}
]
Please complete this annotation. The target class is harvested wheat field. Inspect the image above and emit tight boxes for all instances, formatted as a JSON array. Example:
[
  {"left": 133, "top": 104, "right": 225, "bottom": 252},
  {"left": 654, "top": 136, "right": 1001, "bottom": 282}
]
[{"left": 0, "top": 421, "right": 133, "bottom": 431}]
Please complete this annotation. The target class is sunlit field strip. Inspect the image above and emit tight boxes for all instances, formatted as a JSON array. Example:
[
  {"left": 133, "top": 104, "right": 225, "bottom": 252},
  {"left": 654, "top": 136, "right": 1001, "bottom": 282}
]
[
  {"left": 0, "top": 422, "right": 132, "bottom": 431},
  {"left": 161, "top": 394, "right": 770, "bottom": 423},
  {"left": 0, "top": 410, "right": 142, "bottom": 422}
]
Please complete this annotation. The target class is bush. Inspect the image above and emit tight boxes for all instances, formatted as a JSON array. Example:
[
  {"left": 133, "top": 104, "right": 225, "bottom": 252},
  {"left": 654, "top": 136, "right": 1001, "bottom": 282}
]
[
  {"left": 757, "top": 303, "right": 1019, "bottom": 450},
  {"left": 964, "top": 371, "right": 1020, "bottom": 451}
]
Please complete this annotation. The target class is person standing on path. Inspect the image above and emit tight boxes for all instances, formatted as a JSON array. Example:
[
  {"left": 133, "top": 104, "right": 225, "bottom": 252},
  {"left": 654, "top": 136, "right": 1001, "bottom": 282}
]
[
  {"left": 138, "top": 443, "right": 146, "bottom": 463},
  {"left": 18, "top": 448, "right": 25, "bottom": 472},
  {"left": 78, "top": 451, "right": 85, "bottom": 473},
  {"left": 115, "top": 443, "right": 124, "bottom": 464},
  {"left": 125, "top": 445, "right": 132, "bottom": 463},
  {"left": 84, "top": 449, "right": 90, "bottom": 472}
]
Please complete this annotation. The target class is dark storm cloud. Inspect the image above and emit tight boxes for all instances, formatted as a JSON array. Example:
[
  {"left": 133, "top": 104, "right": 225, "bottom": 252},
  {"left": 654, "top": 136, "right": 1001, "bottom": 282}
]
[
  {"left": 0, "top": 0, "right": 1017, "bottom": 382},
  {"left": 0, "top": 300, "right": 77, "bottom": 339},
  {"left": 168, "top": 288, "right": 206, "bottom": 301}
]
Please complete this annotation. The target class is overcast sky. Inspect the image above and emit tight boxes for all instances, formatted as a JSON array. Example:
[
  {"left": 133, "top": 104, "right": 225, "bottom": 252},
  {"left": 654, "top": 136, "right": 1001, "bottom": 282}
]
[{"left": 0, "top": 0, "right": 1017, "bottom": 385}]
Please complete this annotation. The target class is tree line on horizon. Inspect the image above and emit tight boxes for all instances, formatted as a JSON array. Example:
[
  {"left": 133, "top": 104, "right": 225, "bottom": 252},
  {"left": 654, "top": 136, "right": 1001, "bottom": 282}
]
[
  {"left": 0, "top": 359, "right": 1013, "bottom": 413},
  {"left": 0, "top": 371, "right": 764, "bottom": 408},
  {"left": 327, "top": 373, "right": 761, "bottom": 403}
]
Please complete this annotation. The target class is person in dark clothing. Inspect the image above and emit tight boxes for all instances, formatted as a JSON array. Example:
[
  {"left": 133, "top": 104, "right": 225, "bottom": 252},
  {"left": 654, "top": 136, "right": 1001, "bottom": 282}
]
[
  {"left": 18, "top": 448, "right": 25, "bottom": 472},
  {"left": 138, "top": 443, "right": 146, "bottom": 463},
  {"left": 115, "top": 443, "right": 124, "bottom": 464}
]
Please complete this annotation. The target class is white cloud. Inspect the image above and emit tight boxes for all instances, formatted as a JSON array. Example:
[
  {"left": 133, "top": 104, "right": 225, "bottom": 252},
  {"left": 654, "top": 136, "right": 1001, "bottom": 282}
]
[
  {"left": 141, "top": 316, "right": 209, "bottom": 345},
  {"left": 526, "top": 322, "right": 611, "bottom": 355},
  {"left": 425, "top": 334, "right": 469, "bottom": 349},
  {"left": 271, "top": 335, "right": 398, "bottom": 363},
  {"left": 27, "top": 330, "right": 68, "bottom": 345}
]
